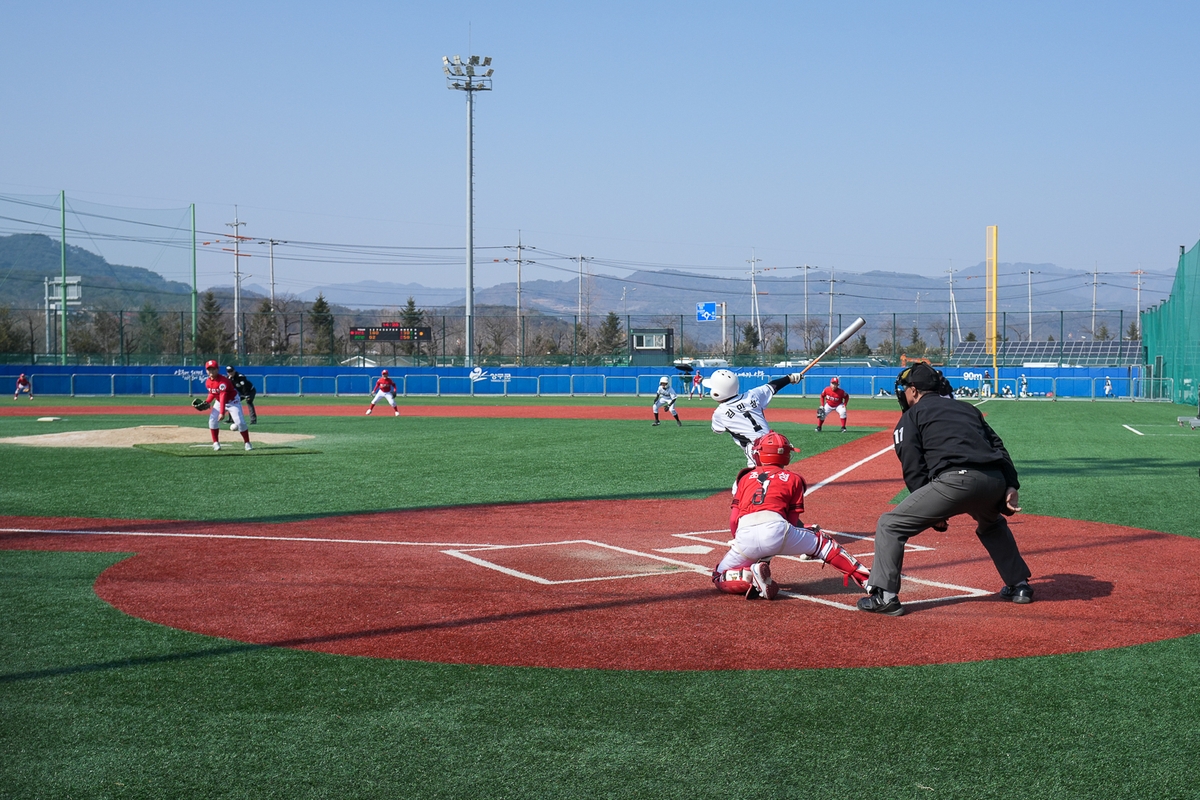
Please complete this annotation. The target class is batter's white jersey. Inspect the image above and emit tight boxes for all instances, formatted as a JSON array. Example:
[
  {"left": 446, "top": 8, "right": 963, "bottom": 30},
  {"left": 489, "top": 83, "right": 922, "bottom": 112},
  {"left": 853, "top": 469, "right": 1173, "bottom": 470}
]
[{"left": 711, "top": 383, "right": 779, "bottom": 464}]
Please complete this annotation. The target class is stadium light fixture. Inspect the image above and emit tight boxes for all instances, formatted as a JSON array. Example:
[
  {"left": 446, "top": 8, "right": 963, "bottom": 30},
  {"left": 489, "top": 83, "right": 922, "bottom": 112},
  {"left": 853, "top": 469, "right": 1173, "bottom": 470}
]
[{"left": 442, "top": 53, "right": 493, "bottom": 369}]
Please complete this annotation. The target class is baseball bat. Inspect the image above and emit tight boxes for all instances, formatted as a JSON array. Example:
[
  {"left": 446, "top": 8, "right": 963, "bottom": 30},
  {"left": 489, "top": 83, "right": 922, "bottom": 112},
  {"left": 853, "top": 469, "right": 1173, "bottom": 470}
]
[{"left": 792, "top": 317, "right": 865, "bottom": 379}]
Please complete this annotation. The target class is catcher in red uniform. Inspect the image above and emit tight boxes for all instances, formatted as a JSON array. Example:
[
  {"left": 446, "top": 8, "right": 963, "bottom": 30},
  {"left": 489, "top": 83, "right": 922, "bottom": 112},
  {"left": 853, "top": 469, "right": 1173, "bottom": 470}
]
[
  {"left": 713, "top": 432, "right": 870, "bottom": 599},
  {"left": 191, "top": 360, "right": 253, "bottom": 451},
  {"left": 816, "top": 376, "right": 850, "bottom": 433}
]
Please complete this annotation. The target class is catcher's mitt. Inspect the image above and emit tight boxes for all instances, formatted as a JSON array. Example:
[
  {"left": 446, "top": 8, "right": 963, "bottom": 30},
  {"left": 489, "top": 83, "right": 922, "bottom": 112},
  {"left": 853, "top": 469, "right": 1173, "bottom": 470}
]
[{"left": 191, "top": 398, "right": 212, "bottom": 411}]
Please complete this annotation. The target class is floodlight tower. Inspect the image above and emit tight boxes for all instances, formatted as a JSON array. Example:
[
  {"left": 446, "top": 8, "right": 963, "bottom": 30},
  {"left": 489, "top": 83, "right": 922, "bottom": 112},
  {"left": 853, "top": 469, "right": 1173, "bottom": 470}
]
[{"left": 442, "top": 53, "right": 494, "bottom": 368}]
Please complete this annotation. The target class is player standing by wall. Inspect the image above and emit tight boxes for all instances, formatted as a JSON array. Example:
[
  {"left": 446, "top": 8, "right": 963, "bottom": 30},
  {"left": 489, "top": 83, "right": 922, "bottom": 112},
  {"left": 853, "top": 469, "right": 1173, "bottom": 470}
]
[
  {"left": 703, "top": 369, "right": 800, "bottom": 467},
  {"left": 193, "top": 360, "right": 252, "bottom": 451},
  {"left": 858, "top": 363, "right": 1031, "bottom": 616},
  {"left": 13, "top": 373, "right": 32, "bottom": 400},
  {"left": 816, "top": 376, "right": 849, "bottom": 433},
  {"left": 712, "top": 432, "right": 871, "bottom": 599},
  {"left": 652, "top": 377, "right": 682, "bottom": 426},
  {"left": 367, "top": 370, "right": 400, "bottom": 416},
  {"left": 691, "top": 370, "right": 703, "bottom": 399}
]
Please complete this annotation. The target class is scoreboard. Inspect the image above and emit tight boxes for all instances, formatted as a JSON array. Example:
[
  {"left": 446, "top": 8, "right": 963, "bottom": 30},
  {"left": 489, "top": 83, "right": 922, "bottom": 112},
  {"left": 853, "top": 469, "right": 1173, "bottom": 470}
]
[{"left": 348, "top": 323, "right": 431, "bottom": 342}]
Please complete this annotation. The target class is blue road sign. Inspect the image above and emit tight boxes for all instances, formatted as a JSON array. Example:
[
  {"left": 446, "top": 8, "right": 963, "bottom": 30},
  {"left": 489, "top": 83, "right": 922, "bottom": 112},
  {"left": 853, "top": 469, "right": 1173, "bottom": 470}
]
[{"left": 697, "top": 302, "right": 717, "bottom": 322}]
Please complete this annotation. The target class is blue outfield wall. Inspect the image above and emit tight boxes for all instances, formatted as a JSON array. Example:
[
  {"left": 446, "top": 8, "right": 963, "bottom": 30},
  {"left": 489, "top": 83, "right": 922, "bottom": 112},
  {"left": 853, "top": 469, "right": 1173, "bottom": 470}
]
[{"left": 2, "top": 363, "right": 1147, "bottom": 400}]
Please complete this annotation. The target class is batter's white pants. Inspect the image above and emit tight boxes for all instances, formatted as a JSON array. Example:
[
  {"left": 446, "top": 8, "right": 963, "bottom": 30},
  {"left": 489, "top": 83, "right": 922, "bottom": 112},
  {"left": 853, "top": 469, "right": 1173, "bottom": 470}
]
[{"left": 716, "top": 511, "right": 820, "bottom": 572}]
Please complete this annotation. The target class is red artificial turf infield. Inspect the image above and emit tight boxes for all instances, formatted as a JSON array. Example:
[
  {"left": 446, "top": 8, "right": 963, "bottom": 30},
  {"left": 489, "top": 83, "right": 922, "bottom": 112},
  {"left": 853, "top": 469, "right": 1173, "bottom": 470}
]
[{"left": 4, "top": 404, "right": 1199, "bottom": 670}]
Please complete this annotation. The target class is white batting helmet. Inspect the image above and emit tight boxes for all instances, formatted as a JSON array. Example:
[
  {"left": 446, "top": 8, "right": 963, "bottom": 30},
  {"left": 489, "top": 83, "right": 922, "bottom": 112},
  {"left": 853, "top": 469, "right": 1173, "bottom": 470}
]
[
  {"left": 659, "top": 376, "right": 670, "bottom": 385},
  {"left": 702, "top": 369, "right": 740, "bottom": 402}
]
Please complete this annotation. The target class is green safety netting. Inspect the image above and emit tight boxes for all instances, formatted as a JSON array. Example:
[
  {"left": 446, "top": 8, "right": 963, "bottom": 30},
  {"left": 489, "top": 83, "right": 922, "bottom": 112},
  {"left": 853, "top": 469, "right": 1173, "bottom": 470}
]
[{"left": 1141, "top": 240, "right": 1200, "bottom": 407}]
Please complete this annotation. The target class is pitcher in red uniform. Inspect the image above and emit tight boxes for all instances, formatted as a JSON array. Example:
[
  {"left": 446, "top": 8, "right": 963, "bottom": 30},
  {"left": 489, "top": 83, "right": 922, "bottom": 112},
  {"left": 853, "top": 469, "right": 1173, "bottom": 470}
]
[
  {"left": 712, "top": 432, "right": 870, "bottom": 599},
  {"left": 203, "top": 360, "right": 252, "bottom": 451}
]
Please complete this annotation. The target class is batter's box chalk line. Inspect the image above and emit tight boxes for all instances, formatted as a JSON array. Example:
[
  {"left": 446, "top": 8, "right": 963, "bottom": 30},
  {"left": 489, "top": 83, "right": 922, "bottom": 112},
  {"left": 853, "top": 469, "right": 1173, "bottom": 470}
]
[
  {"left": 441, "top": 539, "right": 713, "bottom": 585},
  {"left": 673, "top": 531, "right": 988, "bottom": 610}
]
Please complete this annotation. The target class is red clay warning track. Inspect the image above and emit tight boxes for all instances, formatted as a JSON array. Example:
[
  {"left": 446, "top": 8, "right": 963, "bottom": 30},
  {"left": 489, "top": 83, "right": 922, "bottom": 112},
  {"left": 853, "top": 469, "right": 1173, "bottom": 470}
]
[{"left": 3, "top": 404, "right": 1198, "bottom": 670}]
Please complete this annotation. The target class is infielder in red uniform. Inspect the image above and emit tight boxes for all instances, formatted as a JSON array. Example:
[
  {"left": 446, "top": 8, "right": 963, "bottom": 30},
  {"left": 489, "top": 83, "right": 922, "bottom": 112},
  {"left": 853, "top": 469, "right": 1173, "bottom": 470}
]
[
  {"left": 13, "top": 373, "right": 32, "bottom": 400},
  {"left": 690, "top": 370, "right": 702, "bottom": 398},
  {"left": 196, "top": 360, "right": 252, "bottom": 451},
  {"left": 712, "top": 432, "right": 871, "bottom": 599},
  {"left": 816, "top": 376, "right": 849, "bottom": 433},
  {"left": 366, "top": 370, "right": 399, "bottom": 416}
]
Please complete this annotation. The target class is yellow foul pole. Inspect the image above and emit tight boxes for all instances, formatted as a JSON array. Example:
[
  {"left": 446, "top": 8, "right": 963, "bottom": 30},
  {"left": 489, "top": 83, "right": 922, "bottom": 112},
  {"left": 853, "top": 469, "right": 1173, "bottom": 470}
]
[{"left": 986, "top": 225, "right": 999, "bottom": 393}]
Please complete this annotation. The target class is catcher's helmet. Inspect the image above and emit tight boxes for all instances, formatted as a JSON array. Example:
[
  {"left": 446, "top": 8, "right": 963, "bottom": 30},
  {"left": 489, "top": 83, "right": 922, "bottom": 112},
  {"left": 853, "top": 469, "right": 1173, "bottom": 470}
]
[
  {"left": 204, "top": 360, "right": 218, "bottom": 370},
  {"left": 830, "top": 376, "right": 840, "bottom": 385},
  {"left": 752, "top": 431, "right": 796, "bottom": 466},
  {"left": 702, "top": 369, "right": 740, "bottom": 402}
]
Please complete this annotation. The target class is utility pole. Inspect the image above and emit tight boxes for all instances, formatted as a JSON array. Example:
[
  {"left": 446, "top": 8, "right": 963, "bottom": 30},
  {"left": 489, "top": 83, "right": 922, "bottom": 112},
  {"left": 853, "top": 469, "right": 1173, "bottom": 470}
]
[
  {"left": 1131, "top": 266, "right": 1144, "bottom": 338},
  {"left": 827, "top": 266, "right": 836, "bottom": 343},
  {"left": 747, "top": 249, "right": 762, "bottom": 348},
  {"left": 947, "top": 261, "right": 962, "bottom": 347},
  {"left": 1092, "top": 262, "right": 1098, "bottom": 335},
  {"left": 226, "top": 211, "right": 246, "bottom": 359},
  {"left": 1026, "top": 269, "right": 1040, "bottom": 340}
]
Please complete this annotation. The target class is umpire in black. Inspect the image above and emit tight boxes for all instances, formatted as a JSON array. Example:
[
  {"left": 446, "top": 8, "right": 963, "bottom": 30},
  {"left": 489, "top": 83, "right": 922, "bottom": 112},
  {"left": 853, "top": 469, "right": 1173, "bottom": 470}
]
[
  {"left": 858, "top": 363, "right": 1032, "bottom": 616},
  {"left": 223, "top": 365, "right": 258, "bottom": 424}
]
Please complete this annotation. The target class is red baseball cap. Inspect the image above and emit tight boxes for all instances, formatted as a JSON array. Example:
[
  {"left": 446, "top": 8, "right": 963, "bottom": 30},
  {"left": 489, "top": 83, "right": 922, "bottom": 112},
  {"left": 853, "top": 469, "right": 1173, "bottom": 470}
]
[{"left": 204, "top": 360, "right": 218, "bottom": 370}]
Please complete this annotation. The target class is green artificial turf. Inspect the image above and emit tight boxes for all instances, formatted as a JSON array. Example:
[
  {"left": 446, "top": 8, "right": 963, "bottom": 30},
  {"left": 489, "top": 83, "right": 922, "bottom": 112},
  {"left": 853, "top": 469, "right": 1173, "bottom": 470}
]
[
  {"left": 132, "top": 443, "right": 321, "bottom": 457},
  {"left": 2, "top": 397, "right": 1200, "bottom": 798},
  {"left": 0, "top": 413, "right": 865, "bottom": 521},
  {"left": 1, "top": 550, "right": 1197, "bottom": 799}
]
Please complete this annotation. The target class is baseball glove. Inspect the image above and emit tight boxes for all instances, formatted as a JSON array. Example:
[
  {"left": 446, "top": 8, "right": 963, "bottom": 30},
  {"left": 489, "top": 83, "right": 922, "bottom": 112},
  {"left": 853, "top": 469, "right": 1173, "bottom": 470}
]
[{"left": 191, "top": 398, "right": 212, "bottom": 411}]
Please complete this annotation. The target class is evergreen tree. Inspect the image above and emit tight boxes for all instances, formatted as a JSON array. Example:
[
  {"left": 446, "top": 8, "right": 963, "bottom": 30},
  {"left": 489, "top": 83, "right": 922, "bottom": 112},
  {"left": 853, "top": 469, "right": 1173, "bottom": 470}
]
[
  {"left": 595, "top": 312, "right": 624, "bottom": 354},
  {"left": 0, "top": 307, "right": 22, "bottom": 354},
  {"left": 136, "top": 303, "right": 163, "bottom": 356},
  {"left": 400, "top": 296, "right": 424, "bottom": 356},
  {"left": 741, "top": 322, "right": 761, "bottom": 351},
  {"left": 1126, "top": 320, "right": 1140, "bottom": 340},
  {"left": 849, "top": 333, "right": 871, "bottom": 356},
  {"left": 308, "top": 293, "right": 336, "bottom": 355},
  {"left": 965, "top": 331, "right": 978, "bottom": 342},
  {"left": 195, "top": 291, "right": 233, "bottom": 356},
  {"left": 248, "top": 298, "right": 281, "bottom": 355},
  {"left": 1095, "top": 323, "right": 1111, "bottom": 341}
]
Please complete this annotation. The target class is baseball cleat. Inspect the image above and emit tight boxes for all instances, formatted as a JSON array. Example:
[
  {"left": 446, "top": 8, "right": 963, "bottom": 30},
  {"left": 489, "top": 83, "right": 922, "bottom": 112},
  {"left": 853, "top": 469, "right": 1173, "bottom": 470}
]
[
  {"left": 212, "top": 442, "right": 221, "bottom": 452},
  {"left": 676, "top": 419, "right": 682, "bottom": 426},
  {"left": 815, "top": 426, "right": 822, "bottom": 432},
  {"left": 244, "top": 442, "right": 253, "bottom": 451},
  {"left": 840, "top": 427, "right": 847, "bottom": 433},
  {"left": 1000, "top": 583, "right": 1034, "bottom": 604},
  {"left": 394, "top": 410, "right": 400, "bottom": 416},
  {"left": 748, "top": 561, "right": 779, "bottom": 600},
  {"left": 365, "top": 409, "right": 372, "bottom": 415},
  {"left": 652, "top": 421, "right": 660, "bottom": 426},
  {"left": 857, "top": 590, "right": 904, "bottom": 616}
]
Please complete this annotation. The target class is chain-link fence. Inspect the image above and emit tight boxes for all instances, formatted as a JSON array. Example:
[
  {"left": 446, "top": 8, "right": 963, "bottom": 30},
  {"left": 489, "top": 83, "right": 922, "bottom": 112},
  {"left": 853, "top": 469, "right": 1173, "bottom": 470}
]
[{"left": 0, "top": 304, "right": 1147, "bottom": 368}]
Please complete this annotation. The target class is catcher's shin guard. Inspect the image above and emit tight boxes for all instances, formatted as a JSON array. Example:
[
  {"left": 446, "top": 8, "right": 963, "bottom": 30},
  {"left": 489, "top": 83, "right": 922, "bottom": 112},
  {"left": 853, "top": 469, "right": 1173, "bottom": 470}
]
[{"left": 811, "top": 530, "right": 870, "bottom": 589}]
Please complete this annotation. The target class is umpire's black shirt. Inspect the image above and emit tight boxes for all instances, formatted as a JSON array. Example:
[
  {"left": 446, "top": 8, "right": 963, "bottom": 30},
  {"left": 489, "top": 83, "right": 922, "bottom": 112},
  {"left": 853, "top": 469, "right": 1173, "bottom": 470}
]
[
  {"left": 893, "top": 394, "right": 1020, "bottom": 493},
  {"left": 229, "top": 372, "right": 256, "bottom": 399}
]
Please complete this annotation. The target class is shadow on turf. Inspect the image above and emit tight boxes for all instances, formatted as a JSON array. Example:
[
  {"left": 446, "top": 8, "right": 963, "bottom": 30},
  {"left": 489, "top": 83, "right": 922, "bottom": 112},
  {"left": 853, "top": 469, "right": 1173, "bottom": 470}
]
[
  {"left": 897, "top": 572, "right": 1114, "bottom": 616},
  {"left": 0, "top": 586, "right": 715, "bottom": 683},
  {"left": 1020, "top": 456, "right": 1195, "bottom": 475}
]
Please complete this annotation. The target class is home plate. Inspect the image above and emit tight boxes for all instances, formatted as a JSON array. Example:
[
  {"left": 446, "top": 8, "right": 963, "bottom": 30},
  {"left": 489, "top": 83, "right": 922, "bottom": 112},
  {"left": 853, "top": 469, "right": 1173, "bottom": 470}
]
[{"left": 655, "top": 545, "right": 714, "bottom": 555}]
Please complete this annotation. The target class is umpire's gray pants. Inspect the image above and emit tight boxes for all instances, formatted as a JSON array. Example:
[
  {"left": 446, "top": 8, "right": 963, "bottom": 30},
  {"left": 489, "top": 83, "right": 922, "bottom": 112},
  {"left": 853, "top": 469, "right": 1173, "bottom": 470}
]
[{"left": 868, "top": 467, "right": 1030, "bottom": 594}]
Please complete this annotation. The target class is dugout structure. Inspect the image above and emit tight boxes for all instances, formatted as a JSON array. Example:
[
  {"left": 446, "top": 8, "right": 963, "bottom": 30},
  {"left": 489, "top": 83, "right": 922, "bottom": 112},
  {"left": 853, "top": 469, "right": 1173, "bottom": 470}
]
[{"left": 1141, "top": 240, "right": 1200, "bottom": 406}]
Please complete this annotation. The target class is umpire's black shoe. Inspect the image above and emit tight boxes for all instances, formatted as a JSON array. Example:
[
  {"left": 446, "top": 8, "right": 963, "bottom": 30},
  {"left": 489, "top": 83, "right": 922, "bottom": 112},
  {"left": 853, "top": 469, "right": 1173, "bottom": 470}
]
[
  {"left": 857, "top": 590, "right": 904, "bottom": 616},
  {"left": 1000, "top": 583, "right": 1034, "bottom": 604}
]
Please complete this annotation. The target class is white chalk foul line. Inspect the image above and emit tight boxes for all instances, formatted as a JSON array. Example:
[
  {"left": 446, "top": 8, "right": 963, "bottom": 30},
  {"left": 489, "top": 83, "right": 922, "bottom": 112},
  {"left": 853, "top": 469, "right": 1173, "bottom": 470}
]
[
  {"left": 804, "top": 443, "right": 896, "bottom": 496},
  {"left": 0, "top": 528, "right": 490, "bottom": 548},
  {"left": 441, "top": 539, "right": 711, "bottom": 585},
  {"left": 1122, "top": 424, "right": 1144, "bottom": 436}
]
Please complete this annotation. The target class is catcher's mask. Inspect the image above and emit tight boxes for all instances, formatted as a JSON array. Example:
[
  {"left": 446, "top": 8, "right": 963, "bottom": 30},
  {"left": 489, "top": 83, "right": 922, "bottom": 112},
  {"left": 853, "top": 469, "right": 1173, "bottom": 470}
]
[
  {"left": 894, "top": 363, "right": 949, "bottom": 411},
  {"left": 204, "top": 359, "right": 218, "bottom": 371},
  {"left": 702, "top": 369, "right": 740, "bottom": 402},
  {"left": 752, "top": 431, "right": 796, "bottom": 467}
]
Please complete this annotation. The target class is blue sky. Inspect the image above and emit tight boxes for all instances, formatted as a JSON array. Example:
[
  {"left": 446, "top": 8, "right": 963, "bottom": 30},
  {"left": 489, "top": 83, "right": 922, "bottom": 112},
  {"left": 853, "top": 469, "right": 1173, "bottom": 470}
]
[{"left": 1, "top": 1, "right": 1195, "bottom": 299}]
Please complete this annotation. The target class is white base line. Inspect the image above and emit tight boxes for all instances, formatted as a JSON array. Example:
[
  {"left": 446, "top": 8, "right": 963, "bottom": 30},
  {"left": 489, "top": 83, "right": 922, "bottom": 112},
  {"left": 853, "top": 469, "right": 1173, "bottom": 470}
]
[
  {"left": 805, "top": 444, "right": 895, "bottom": 496},
  {"left": 0, "top": 528, "right": 489, "bottom": 548},
  {"left": 1122, "top": 424, "right": 1144, "bottom": 436}
]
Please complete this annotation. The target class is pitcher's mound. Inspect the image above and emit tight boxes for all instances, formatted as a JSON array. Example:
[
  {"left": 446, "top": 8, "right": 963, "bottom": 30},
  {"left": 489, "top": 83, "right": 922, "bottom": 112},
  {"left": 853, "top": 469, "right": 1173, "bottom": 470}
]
[{"left": 0, "top": 425, "right": 314, "bottom": 448}]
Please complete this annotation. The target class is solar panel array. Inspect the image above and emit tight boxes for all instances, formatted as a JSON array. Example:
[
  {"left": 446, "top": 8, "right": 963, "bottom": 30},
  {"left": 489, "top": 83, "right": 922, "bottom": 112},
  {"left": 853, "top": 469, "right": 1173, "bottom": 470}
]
[{"left": 944, "top": 340, "right": 1143, "bottom": 367}]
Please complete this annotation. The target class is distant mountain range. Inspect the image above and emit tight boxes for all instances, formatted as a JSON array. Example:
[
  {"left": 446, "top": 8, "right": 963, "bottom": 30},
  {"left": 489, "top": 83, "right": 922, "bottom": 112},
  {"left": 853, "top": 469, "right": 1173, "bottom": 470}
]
[{"left": 0, "top": 232, "right": 1172, "bottom": 319}]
